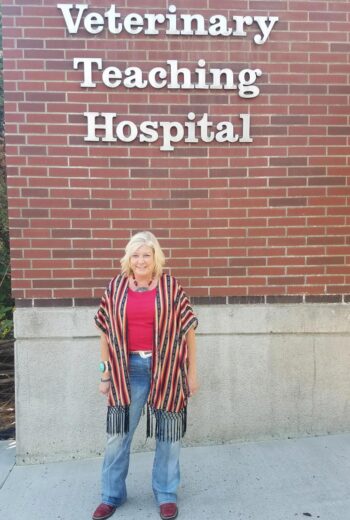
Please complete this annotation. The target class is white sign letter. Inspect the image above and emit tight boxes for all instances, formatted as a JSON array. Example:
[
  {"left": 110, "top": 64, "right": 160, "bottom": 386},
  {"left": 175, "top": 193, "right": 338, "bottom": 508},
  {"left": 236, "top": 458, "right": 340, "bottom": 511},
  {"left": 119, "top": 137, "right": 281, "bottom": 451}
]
[
  {"left": 57, "top": 4, "right": 89, "bottom": 34},
  {"left": 84, "top": 12, "right": 104, "bottom": 34},
  {"left": 73, "top": 58, "right": 102, "bottom": 88},
  {"left": 160, "top": 122, "right": 184, "bottom": 151},
  {"left": 84, "top": 112, "right": 117, "bottom": 142},
  {"left": 102, "top": 67, "right": 122, "bottom": 88},
  {"left": 104, "top": 5, "right": 122, "bottom": 34},
  {"left": 254, "top": 16, "right": 279, "bottom": 44},
  {"left": 239, "top": 114, "right": 253, "bottom": 143}
]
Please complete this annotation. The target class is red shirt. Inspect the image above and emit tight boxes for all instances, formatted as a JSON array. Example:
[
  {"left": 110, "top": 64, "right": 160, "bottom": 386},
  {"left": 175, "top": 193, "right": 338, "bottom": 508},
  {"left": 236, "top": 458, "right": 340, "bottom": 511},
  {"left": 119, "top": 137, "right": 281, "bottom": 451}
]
[{"left": 126, "top": 287, "right": 156, "bottom": 351}]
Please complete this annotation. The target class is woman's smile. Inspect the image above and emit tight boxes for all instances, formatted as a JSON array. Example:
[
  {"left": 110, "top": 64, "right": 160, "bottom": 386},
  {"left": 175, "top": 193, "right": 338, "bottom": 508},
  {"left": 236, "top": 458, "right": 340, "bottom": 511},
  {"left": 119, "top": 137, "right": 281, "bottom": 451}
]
[{"left": 130, "top": 245, "right": 155, "bottom": 281}]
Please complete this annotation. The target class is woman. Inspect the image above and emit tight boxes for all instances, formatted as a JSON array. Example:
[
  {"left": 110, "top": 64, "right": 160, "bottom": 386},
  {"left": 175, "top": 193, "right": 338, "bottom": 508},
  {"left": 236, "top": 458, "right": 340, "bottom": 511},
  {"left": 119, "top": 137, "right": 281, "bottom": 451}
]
[{"left": 92, "top": 231, "right": 199, "bottom": 520}]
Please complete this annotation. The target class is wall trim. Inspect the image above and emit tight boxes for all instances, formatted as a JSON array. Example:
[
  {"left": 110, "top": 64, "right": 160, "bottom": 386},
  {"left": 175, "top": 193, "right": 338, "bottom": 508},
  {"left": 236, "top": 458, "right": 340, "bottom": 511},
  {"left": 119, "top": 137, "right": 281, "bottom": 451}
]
[{"left": 15, "top": 294, "right": 350, "bottom": 308}]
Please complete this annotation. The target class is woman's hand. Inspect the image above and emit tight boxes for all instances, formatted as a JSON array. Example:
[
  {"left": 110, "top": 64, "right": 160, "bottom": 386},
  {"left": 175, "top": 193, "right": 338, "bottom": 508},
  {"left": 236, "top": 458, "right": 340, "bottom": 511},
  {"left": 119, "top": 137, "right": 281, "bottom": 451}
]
[
  {"left": 99, "top": 380, "right": 111, "bottom": 395},
  {"left": 186, "top": 326, "right": 198, "bottom": 397},
  {"left": 187, "top": 370, "right": 199, "bottom": 397}
]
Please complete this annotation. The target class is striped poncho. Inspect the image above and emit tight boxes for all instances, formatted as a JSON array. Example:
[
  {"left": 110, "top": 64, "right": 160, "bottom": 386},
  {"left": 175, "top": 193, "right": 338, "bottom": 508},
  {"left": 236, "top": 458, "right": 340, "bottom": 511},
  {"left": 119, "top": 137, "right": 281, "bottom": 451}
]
[{"left": 94, "top": 273, "right": 198, "bottom": 441}]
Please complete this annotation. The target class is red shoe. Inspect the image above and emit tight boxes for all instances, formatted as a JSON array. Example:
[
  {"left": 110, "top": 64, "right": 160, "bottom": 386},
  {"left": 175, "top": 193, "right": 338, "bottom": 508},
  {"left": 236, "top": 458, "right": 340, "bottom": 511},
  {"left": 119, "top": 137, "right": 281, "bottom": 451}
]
[
  {"left": 160, "top": 502, "right": 178, "bottom": 520},
  {"left": 92, "top": 503, "right": 117, "bottom": 520}
]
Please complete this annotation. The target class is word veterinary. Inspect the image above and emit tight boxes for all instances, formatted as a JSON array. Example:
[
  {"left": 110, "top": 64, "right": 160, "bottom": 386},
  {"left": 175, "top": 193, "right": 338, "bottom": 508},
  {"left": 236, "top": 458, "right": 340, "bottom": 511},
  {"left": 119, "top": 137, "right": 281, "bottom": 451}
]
[
  {"left": 74, "top": 58, "right": 262, "bottom": 98},
  {"left": 58, "top": 4, "right": 279, "bottom": 45},
  {"left": 84, "top": 112, "right": 252, "bottom": 152}
]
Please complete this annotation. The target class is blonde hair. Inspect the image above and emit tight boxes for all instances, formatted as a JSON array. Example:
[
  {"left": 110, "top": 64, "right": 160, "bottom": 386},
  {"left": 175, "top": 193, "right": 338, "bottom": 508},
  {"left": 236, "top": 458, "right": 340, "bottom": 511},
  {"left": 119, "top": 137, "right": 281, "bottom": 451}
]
[{"left": 120, "top": 231, "right": 165, "bottom": 277}]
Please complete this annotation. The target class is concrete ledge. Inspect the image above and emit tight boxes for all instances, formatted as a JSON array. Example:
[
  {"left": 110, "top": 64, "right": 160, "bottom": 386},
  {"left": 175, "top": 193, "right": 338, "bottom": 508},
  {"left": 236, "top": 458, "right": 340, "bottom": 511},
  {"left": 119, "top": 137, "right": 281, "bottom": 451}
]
[
  {"left": 13, "top": 304, "right": 350, "bottom": 463},
  {"left": 14, "top": 304, "right": 350, "bottom": 338}
]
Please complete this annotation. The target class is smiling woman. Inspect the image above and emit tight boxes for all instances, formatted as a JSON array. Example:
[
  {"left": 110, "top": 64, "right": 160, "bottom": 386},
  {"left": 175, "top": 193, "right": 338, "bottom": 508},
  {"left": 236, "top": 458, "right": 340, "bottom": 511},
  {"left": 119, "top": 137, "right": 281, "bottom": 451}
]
[
  {"left": 92, "top": 231, "right": 198, "bottom": 520},
  {"left": 129, "top": 247, "right": 155, "bottom": 289},
  {"left": 120, "top": 232, "right": 165, "bottom": 290}
]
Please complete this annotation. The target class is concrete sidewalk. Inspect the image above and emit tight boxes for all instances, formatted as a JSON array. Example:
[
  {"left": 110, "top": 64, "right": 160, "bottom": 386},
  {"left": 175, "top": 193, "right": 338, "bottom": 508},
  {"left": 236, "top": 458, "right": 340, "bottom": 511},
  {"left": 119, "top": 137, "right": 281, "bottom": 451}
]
[{"left": 1, "top": 433, "right": 350, "bottom": 520}]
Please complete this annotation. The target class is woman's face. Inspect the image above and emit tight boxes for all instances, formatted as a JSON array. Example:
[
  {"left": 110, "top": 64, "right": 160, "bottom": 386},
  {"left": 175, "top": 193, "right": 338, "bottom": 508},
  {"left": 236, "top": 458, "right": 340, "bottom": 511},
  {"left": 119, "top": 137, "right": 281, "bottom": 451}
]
[{"left": 130, "top": 245, "right": 155, "bottom": 279}]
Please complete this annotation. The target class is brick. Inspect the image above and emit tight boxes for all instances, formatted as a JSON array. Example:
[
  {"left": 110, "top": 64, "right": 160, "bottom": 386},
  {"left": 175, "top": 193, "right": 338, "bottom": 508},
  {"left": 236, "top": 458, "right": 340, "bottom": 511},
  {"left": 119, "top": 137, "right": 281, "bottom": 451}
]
[
  {"left": 305, "top": 295, "right": 342, "bottom": 303},
  {"left": 22, "top": 209, "right": 49, "bottom": 218},
  {"left": 270, "top": 157, "right": 307, "bottom": 167},
  {"left": 270, "top": 198, "right": 307, "bottom": 207},
  {"left": 17, "top": 39, "right": 44, "bottom": 48},
  {"left": 3, "top": 1, "right": 350, "bottom": 300},
  {"left": 248, "top": 228, "right": 285, "bottom": 237},
  {"left": 306, "top": 256, "right": 345, "bottom": 266}
]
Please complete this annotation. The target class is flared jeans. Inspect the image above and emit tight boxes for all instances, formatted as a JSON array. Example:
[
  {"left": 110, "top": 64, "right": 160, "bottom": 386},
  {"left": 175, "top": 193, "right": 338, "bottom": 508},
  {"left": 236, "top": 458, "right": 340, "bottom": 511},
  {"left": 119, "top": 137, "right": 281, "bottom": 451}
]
[{"left": 101, "top": 354, "right": 181, "bottom": 507}]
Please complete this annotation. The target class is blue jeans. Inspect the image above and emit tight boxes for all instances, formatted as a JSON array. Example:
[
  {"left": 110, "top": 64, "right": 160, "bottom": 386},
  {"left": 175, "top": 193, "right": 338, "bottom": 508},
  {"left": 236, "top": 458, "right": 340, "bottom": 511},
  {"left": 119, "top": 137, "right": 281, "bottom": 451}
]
[{"left": 101, "top": 354, "right": 181, "bottom": 507}]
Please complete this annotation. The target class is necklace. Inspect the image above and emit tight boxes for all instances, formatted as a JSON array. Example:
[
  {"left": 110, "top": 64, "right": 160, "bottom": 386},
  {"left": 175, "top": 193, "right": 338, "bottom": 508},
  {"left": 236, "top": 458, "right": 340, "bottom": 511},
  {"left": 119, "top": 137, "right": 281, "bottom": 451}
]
[{"left": 132, "top": 274, "right": 153, "bottom": 292}]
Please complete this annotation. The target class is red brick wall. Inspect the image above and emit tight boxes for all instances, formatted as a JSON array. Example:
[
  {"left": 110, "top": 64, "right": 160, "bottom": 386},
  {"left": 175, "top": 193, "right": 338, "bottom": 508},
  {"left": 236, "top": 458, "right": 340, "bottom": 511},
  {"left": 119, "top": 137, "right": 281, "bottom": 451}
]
[{"left": 3, "top": 1, "right": 350, "bottom": 304}]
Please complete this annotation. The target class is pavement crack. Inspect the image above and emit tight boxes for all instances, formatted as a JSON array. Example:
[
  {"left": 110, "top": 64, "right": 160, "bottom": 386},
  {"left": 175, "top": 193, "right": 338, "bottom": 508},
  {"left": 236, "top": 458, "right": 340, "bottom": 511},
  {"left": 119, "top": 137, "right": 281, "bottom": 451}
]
[{"left": 0, "top": 461, "right": 16, "bottom": 490}]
